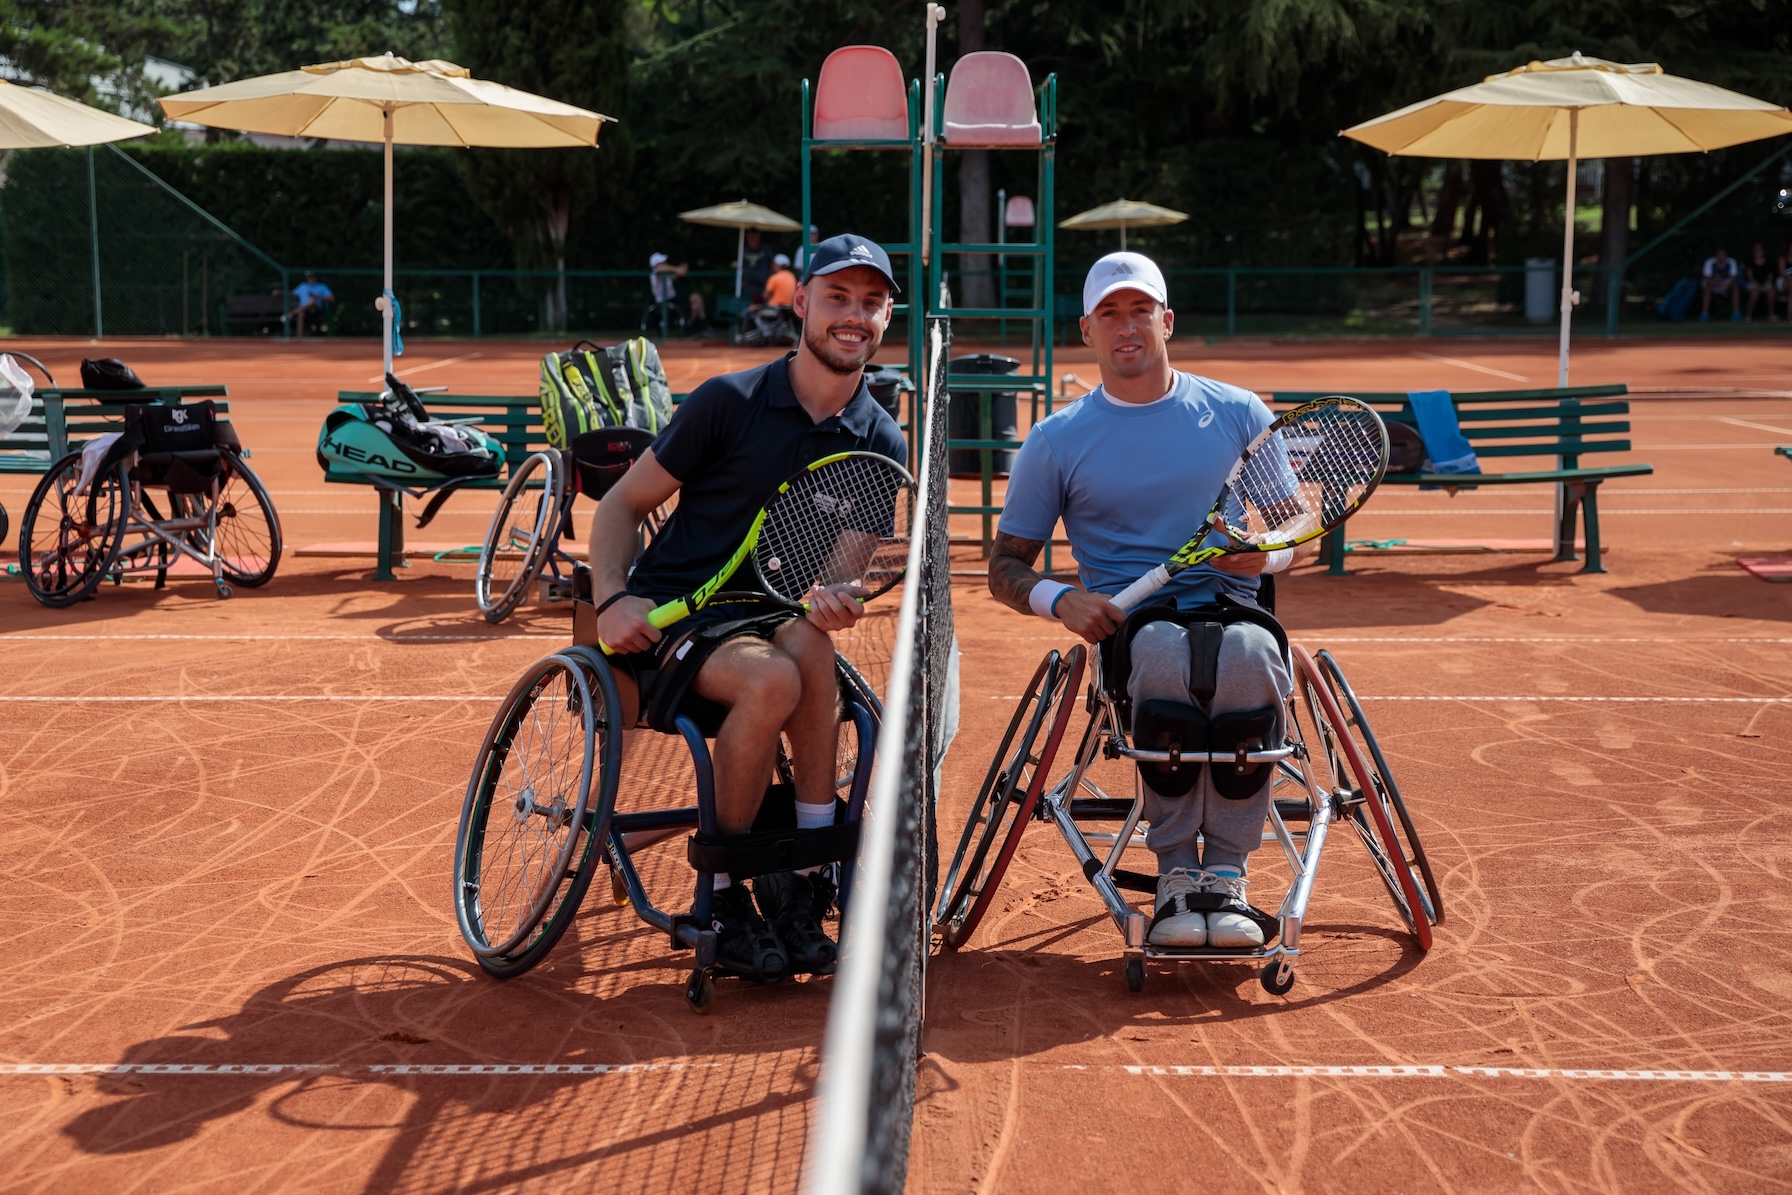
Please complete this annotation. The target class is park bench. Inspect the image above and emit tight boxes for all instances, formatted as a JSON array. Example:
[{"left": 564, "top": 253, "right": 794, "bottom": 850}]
[
  {"left": 1272, "top": 384, "right": 1654, "bottom": 575},
  {"left": 222, "top": 293, "right": 287, "bottom": 336},
  {"left": 1, "top": 386, "right": 235, "bottom": 477}
]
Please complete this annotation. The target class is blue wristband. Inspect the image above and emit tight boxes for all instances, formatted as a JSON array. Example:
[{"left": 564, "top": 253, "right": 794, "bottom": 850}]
[{"left": 1049, "top": 587, "right": 1071, "bottom": 615}]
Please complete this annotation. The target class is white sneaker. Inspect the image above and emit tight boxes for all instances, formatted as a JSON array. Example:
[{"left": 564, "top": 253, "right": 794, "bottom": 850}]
[
  {"left": 1147, "top": 868, "right": 1208, "bottom": 947},
  {"left": 1204, "top": 867, "right": 1267, "bottom": 948}
]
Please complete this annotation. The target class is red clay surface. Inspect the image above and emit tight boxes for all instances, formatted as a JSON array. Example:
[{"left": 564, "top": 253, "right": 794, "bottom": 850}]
[{"left": 2, "top": 333, "right": 1792, "bottom": 1191}]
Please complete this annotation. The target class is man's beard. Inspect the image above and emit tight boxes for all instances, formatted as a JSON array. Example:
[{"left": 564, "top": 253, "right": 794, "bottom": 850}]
[{"left": 803, "top": 317, "right": 881, "bottom": 375}]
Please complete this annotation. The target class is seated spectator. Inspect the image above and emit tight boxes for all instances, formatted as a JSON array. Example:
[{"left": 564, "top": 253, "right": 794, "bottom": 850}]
[
  {"left": 763, "top": 254, "right": 797, "bottom": 308},
  {"left": 740, "top": 229, "right": 773, "bottom": 303},
  {"left": 739, "top": 255, "right": 799, "bottom": 348},
  {"left": 794, "top": 224, "right": 821, "bottom": 273},
  {"left": 1744, "top": 243, "right": 1779, "bottom": 322},
  {"left": 291, "top": 273, "right": 334, "bottom": 338},
  {"left": 1701, "top": 247, "right": 1741, "bottom": 322},
  {"left": 649, "top": 252, "right": 709, "bottom": 333}
]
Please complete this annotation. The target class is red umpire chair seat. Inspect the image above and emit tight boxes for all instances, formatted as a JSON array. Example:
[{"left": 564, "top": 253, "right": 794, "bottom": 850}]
[
  {"left": 941, "top": 51, "right": 1042, "bottom": 147},
  {"left": 813, "top": 46, "right": 910, "bottom": 142}
]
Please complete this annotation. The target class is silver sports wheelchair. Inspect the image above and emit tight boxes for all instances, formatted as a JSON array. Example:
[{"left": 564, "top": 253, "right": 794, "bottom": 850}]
[
  {"left": 18, "top": 398, "right": 281, "bottom": 607},
  {"left": 452, "top": 564, "right": 880, "bottom": 1013},
  {"left": 936, "top": 582, "right": 1441, "bottom": 995}
]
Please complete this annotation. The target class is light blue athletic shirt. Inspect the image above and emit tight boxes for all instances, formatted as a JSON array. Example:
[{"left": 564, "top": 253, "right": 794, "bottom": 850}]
[{"left": 999, "top": 371, "right": 1275, "bottom": 608}]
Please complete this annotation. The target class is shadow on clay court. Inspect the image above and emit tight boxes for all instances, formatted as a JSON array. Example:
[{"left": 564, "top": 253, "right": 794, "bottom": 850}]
[
  {"left": 63, "top": 946, "right": 834, "bottom": 1188},
  {"left": 1610, "top": 563, "right": 1792, "bottom": 622}
]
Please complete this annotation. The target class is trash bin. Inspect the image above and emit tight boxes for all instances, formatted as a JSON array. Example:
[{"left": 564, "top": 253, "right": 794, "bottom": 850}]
[
  {"left": 864, "top": 366, "right": 909, "bottom": 423},
  {"left": 1524, "top": 258, "right": 1556, "bottom": 324},
  {"left": 949, "top": 353, "right": 1019, "bottom": 478}
]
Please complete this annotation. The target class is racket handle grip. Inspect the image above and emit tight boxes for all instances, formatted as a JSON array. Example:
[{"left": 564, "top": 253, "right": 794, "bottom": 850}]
[{"left": 1110, "top": 567, "right": 1170, "bottom": 614}]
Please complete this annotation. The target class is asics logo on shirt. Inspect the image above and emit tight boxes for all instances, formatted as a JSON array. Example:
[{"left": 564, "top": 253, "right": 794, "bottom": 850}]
[{"left": 1198, "top": 409, "right": 1216, "bottom": 428}]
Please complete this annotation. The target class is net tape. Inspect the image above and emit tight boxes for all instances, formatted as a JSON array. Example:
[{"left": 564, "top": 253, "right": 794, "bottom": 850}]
[
  {"left": 805, "top": 320, "right": 954, "bottom": 1195},
  {"left": 1221, "top": 400, "right": 1384, "bottom": 545}
]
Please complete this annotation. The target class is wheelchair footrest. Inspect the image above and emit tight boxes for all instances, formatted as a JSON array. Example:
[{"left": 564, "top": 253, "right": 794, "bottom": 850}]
[
  {"left": 1081, "top": 858, "right": 1158, "bottom": 894},
  {"left": 687, "top": 822, "right": 860, "bottom": 880}
]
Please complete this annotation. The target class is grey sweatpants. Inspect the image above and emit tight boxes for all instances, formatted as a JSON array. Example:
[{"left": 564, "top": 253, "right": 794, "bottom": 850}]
[{"left": 1126, "top": 620, "right": 1292, "bottom": 874}]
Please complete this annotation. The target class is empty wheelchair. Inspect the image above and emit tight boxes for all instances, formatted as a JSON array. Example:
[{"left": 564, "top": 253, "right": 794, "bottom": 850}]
[
  {"left": 936, "top": 593, "right": 1441, "bottom": 996},
  {"left": 18, "top": 398, "right": 281, "bottom": 607},
  {"left": 475, "top": 427, "right": 666, "bottom": 623},
  {"left": 452, "top": 566, "right": 880, "bottom": 1013}
]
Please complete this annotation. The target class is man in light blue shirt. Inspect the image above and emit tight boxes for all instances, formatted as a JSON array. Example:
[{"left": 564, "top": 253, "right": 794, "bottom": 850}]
[
  {"left": 291, "top": 273, "right": 334, "bottom": 339},
  {"left": 989, "top": 252, "right": 1314, "bottom": 950}
]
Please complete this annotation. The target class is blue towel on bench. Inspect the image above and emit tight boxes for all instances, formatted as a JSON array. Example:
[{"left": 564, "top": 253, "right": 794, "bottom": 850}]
[{"left": 1408, "top": 390, "right": 1480, "bottom": 490}]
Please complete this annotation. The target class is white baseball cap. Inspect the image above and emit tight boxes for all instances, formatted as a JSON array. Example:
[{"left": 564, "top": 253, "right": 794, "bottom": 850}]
[
  {"left": 649, "top": 252, "right": 669, "bottom": 267},
  {"left": 1082, "top": 252, "right": 1168, "bottom": 315},
  {"left": 773, "top": 253, "right": 791, "bottom": 268}
]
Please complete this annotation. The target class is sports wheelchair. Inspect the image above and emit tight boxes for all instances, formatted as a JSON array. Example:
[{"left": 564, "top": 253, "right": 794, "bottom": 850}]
[
  {"left": 453, "top": 565, "right": 880, "bottom": 1013},
  {"left": 18, "top": 399, "right": 281, "bottom": 607},
  {"left": 936, "top": 590, "right": 1441, "bottom": 996},
  {"left": 475, "top": 428, "right": 666, "bottom": 624}
]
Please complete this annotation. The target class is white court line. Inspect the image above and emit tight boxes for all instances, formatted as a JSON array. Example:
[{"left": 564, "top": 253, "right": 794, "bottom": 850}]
[
  {"left": 986, "top": 695, "right": 1792, "bottom": 703},
  {"left": 2, "top": 634, "right": 555, "bottom": 642},
  {"left": 1716, "top": 416, "right": 1792, "bottom": 436},
  {"left": 1408, "top": 352, "right": 1529, "bottom": 382},
  {"left": 1316, "top": 637, "right": 1792, "bottom": 644},
  {"left": 1103, "top": 1064, "right": 1792, "bottom": 1084},
  {"left": 1354, "top": 508, "right": 1792, "bottom": 515},
  {"left": 0, "top": 695, "right": 491, "bottom": 703},
  {"left": 364, "top": 352, "right": 482, "bottom": 383},
  {"left": 0, "top": 1062, "right": 708, "bottom": 1077}
]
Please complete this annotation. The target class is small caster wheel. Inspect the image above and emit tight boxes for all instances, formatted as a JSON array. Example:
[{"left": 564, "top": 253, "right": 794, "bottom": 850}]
[
  {"left": 1260, "top": 960, "right": 1295, "bottom": 996},
  {"left": 1125, "top": 957, "right": 1145, "bottom": 993},
  {"left": 685, "top": 968, "right": 715, "bottom": 1015},
  {"left": 215, "top": 581, "right": 234, "bottom": 600},
  {"left": 608, "top": 863, "right": 629, "bottom": 907}
]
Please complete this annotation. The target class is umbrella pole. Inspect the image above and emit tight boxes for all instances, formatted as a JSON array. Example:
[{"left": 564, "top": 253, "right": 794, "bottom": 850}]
[
  {"left": 87, "top": 147, "right": 103, "bottom": 340},
  {"left": 1119, "top": 223, "right": 1126, "bottom": 252},
  {"left": 1557, "top": 108, "right": 1579, "bottom": 388},
  {"left": 735, "top": 226, "right": 744, "bottom": 298},
  {"left": 383, "top": 108, "right": 395, "bottom": 378}
]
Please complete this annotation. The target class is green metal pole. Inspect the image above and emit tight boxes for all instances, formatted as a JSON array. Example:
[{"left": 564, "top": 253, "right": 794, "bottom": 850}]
[{"left": 88, "top": 147, "right": 103, "bottom": 339}]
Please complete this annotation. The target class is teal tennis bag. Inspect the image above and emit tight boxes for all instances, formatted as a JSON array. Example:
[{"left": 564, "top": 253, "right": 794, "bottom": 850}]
[{"left": 317, "top": 373, "right": 505, "bottom": 484}]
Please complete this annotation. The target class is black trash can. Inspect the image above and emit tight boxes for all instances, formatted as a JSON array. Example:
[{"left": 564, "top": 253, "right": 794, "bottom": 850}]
[
  {"left": 948, "top": 353, "right": 1019, "bottom": 478},
  {"left": 864, "top": 366, "right": 909, "bottom": 423}
]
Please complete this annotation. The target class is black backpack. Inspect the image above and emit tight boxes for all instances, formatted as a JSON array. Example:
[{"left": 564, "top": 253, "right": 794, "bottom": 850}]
[{"left": 81, "top": 358, "right": 146, "bottom": 390}]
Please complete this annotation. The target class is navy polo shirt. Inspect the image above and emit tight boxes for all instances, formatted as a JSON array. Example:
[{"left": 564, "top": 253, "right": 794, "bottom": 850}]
[{"left": 628, "top": 354, "right": 908, "bottom": 603}]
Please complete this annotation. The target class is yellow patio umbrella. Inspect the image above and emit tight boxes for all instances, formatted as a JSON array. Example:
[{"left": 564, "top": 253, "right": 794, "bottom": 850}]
[
  {"left": 678, "top": 200, "right": 803, "bottom": 297},
  {"left": 1344, "top": 53, "right": 1792, "bottom": 385},
  {"left": 161, "top": 54, "right": 611, "bottom": 374},
  {"left": 1059, "top": 199, "right": 1188, "bottom": 250}
]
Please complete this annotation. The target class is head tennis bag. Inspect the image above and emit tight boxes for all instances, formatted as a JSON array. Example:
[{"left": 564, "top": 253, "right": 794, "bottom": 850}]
[
  {"left": 316, "top": 375, "right": 504, "bottom": 482},
  {"left": 538, "top": 337, "right": 674, "bottom": 450}
]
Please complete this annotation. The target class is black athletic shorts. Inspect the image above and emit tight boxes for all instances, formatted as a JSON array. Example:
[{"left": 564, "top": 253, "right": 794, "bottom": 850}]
[{"left": 611, "top": 602, "right": 798, "bottom": 733}]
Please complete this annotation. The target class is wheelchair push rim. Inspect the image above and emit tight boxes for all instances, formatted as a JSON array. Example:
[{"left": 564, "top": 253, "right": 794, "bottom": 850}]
[
  {"left": 20, "top": 451, "right": 127, "bottom": 608},
  {"left": 1314, "top": 648, "right": 1442, "bottom": 926},
  {"left": 1290, "top": 646, "right": 1433, "bottom": 951},
  {"left": 937, "top": 645, "right": 1085, "bottom": 950},
  {"left": 454, "top": 652, "right": 601, "bottom": 961},
  {"left": 477, "top": 449, "right": 566, "bottom": 624}
]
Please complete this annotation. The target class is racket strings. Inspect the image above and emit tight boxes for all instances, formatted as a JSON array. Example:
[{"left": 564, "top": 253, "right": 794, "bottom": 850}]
[
  {"left": 1222, "top": 405, "right": 1385, "bottom": 544},
  {"left": 754, "top": 457, "right": 914, "bottom": 603}
]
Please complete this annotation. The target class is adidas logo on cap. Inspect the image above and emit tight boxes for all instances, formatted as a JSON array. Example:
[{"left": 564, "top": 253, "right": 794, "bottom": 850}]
[{"left": 850, "top": 243, "right": 873, "bottom": 259}]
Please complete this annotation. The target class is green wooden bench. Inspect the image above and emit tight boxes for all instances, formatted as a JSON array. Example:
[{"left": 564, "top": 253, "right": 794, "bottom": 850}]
[
  {"left": 1776, "top": 446, "right": 1790, "bottom": 464},
  {"left": 1273, "top": 384, "right": 1655, "bottom": 575},
  {"left": 325, "top": 390, "right": 686, "bottom": 581},
  {"left": 1, "top": 386, "right": 235, "bottom": 476}
]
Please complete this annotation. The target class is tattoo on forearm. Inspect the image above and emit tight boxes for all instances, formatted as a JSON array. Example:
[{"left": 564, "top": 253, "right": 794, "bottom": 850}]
[{"left": 988, "top": 531, "right": 1046, "bottom": 614}]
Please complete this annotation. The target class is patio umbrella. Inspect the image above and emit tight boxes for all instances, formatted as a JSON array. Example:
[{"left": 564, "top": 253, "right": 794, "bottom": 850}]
[
  {"left": 1059, "top": 199, "right": 1188, "bottom": 250},
  {"left": 1343, "top": 53, "right": 1792, "bottom": 385},
  {"left": 0, "top": 81, "right": 157, "bottom": 338},
  {"left": 161, "top": 54, "right": 610, "bottom": 375},
  {"left": 678, "top": 200, "right": 802, "bottom": 296}
]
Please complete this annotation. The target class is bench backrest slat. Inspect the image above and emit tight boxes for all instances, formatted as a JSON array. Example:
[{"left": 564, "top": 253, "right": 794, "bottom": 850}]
[{"left": 2, "top": 387, "right": 233, "bottom": 468}]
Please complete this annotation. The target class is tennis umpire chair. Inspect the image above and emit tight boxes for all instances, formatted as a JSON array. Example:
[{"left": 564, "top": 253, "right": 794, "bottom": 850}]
[
  {"left": 18, "top": 398, "right": 282, "bottom": 607},
  {"left": 937, "top": 579, "right": 1442, "bottom": 995},
  {"left": 453, "top": 564, "right": 880, "bottom": 1013}
]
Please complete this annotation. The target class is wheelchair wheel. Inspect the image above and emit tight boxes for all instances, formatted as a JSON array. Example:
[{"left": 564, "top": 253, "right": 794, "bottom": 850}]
[
  {"left": 476, "top": 450, "right": 566, "bottom": 624},
  {"left": 20, "top": 451, "right": 127, "bottom": 608},
  {"left": 1289, "top": 646, "right": 1432, "bottom": 951},
  {"left": 214, "top": 455, "right": 282, "bottom": 587},
  {"left": 454, "top": 651, "right": 622, "bottom": 977},
  {"left": 1315, "top": 649, "right": 1442, "bottom": 926},
  {"left": 936, "top": 645, "right": 1085, "bottom": 950},
  {"left": 0, "top": 501, "right": 8, "bottom": 549}
]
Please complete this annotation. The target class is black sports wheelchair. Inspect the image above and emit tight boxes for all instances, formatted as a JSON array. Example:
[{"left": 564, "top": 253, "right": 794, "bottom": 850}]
[
  {"left": 936, "top": 580, "right": 1443, "bottom": 996},
  {"left": 452, "top": 563, "right": 880, "bottom": 1013},
  {"left": 18, "top": 397, "right": 281, "bottom": 607}
]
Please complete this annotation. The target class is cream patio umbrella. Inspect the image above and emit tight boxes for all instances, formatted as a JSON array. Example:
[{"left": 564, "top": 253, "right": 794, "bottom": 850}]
[
  {"left": 1343, "top": 53, "right": 1792, "bottom": 385},
  {"left": 678, "top": 200, "right": 802, "bottom": 297},
  {"left": 1059, "top": 199, "right": 1188, "bottom": 250},
  {"left": 161, "top": 54, "right": 610, "bottom": 374},
  {"left": 0, "top": 81, "right": 157, "bottom": 338}
]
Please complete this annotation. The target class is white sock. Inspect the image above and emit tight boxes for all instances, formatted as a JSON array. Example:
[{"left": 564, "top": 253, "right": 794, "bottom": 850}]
[
  {"left": 795, "top": 800, "right": 835, "bottom": 829},
  {"left": 713, "top": 874, "right": 731, "bottom": 891}
]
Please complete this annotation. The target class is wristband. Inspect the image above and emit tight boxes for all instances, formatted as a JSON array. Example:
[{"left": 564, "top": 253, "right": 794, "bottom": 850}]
[
  {"left": 593, "top": 590, "right": 634, "bottom": 618},
  {"left": 1263, "top": 547, "right": 1295, "bottom": 574},
  {"left": 1028, "top": 579, "right": 1072, "bottom": 620}
]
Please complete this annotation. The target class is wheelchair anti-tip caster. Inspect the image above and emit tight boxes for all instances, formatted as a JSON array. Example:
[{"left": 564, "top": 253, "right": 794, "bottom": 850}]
[
  {"left": 1260, "top": 960, "right": 1295, "bottom": 996},
  {"left": 685, "top": 968, "right": 715, "bottom": 1014},
  {"left": 214, "top": 580, "right": 233, "bottom": 600},
  {"left": 1125, "top": 957, "right": 1145, "bottom": 993}
]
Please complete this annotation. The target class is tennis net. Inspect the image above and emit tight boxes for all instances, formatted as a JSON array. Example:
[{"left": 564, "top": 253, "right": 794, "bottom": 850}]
[{"left": 805, "top": 318, "right": 958, "bottom": 1194}]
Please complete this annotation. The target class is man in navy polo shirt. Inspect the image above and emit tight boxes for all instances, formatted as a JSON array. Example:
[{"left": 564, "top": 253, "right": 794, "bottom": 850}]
[{"left": 587, "top": 234, "right": 907, "bottom": 984}]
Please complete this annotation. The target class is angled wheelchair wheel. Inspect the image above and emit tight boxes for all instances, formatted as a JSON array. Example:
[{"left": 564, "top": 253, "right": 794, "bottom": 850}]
[
  {"left": 214, "top": 455, "right": 283, "bottom": 587},
  {"left": 936, "top": 645, "right": 1085, "bottom": 950},
  {"left": 477, "top": 450, "right": 566, "bottom": 624},
  {"left": 1315, "top": 649, "right": 1442, "bottom": 926},
  {"left": 1290, "top": 646, "right": 1432, "bottom": 951},
  {"left": 454, "top": 651, "right": 621, "bottom": 977},
  {"left": 20, "top": 451, "right": 127, "bottom": 608},
  {"left": 0, "top": 501, "right": 9, "bottom": 550}
]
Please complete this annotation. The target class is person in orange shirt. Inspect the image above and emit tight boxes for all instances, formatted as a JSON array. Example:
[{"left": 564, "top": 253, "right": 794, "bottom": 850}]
[
  {"left": 763, "top": 254, "right": 798, "bottom": 307},
  {"left": 739, "top": 254, "right": 800, "bottom": 346}
]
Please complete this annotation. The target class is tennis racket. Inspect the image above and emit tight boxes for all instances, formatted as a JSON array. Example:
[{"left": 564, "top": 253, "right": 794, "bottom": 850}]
[
  {"left": 1108, "top": 396, "right": 1388, "bottom": 613},
  {"left": 599, "top": 451, "right": 916, "bottom": 654}
]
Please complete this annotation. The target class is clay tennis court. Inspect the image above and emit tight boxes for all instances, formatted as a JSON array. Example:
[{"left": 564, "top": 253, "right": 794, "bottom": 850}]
[{"left": 4, "top": 333, "right": 1792, "bottom": 1191}]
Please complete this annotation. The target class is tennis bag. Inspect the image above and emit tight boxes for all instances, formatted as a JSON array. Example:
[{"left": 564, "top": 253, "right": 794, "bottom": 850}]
[
  {"left": 316, "top": 373, "right": 505, "bottom": 484},
  {"left": 538, "top": 337, "right": 674, "bottom": 450}
]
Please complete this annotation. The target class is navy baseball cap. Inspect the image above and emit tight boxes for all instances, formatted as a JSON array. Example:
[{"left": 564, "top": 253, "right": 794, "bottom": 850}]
[{"left": 800, "top": 233, "right": 901, "bottom": 293}]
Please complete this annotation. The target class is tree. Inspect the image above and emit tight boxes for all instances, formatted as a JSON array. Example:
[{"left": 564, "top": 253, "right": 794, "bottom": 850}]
[{"left": 446, "top": 0, "right": 632, "bottom": 331}]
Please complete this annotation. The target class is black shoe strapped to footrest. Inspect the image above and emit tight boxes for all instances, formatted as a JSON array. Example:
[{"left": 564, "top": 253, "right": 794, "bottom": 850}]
[
  {"left": 709, "top": 884, "right": 787, "bottom": 984},
  {"left": 1132, "top": 699, "right": 1207, "bottom": 797}
]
